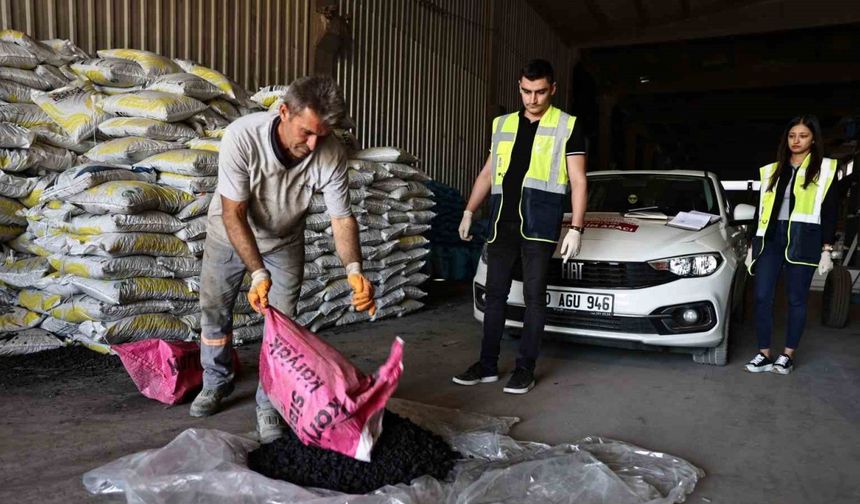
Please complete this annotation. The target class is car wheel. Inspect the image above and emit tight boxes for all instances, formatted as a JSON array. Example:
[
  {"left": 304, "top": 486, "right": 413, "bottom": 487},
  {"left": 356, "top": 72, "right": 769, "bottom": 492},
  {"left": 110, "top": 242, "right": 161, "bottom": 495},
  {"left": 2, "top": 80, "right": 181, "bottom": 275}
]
[
  {"left": 822, "top": 265, "right": 851, "bottom": 328},
  {"left": 692, "top": 294, "right": 731, "bottom": 366}
]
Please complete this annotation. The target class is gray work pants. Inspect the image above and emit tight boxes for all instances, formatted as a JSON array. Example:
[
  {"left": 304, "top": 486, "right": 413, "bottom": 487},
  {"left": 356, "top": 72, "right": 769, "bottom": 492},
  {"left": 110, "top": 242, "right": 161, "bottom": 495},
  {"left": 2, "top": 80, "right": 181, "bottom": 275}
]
[{"left": 199, "top": 234, "right": 304, "bottom": 409}]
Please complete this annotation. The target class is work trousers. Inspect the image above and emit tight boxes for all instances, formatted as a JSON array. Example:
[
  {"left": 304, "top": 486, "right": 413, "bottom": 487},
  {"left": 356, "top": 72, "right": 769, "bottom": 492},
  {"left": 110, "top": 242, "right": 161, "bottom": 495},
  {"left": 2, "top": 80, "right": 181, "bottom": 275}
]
[
  {"left": 753, "top": 221, "right": 817, "bottom": 350},
  {"left": 199, "top": 234, "right": 304, "bottom": 408},
  {"left": 480, "top": 221, "right": 555, "bottom": 372}
]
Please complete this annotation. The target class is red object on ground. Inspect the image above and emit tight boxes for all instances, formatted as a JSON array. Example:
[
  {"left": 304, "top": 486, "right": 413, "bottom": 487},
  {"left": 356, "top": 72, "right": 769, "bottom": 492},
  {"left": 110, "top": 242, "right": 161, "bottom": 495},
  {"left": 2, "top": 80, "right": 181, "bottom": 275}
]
[
  {"left": 259, "top": 307, "right": 403, "bottom": 462},
  {"left": 113, "top": 340, "right": 239, "bottom": 405}
]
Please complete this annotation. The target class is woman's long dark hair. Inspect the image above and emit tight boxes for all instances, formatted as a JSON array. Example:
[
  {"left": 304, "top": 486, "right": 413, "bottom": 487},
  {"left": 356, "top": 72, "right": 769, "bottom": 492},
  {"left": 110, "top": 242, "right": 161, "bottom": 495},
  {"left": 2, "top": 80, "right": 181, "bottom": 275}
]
[{"left": 767, "top": 115, "right": 824, "bottom": 192}]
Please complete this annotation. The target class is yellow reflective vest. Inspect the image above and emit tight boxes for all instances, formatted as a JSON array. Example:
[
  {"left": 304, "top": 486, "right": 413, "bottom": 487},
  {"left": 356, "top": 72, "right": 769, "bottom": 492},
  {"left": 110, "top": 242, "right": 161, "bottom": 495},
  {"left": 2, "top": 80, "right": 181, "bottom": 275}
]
[
  {"left": 487, "top": 105, "right": 576, "bottom": 243},
  {"left": 749, "top": 154, "right": 837, "bottom": 271}
]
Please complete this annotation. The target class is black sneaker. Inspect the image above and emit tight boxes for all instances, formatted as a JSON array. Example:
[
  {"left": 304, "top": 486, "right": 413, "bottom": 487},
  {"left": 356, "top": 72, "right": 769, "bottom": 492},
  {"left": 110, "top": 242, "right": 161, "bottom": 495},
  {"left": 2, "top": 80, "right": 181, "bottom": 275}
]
[
  {"left": 503, "top": 367, "right": 535, "bottom": 394},
  {"left": 452, "top": 362, "right": 499, "bottom": 385},
  {"left": 744, "top": 352, "right": 773, "bottom": 373},
  {"left": 771, "top": 354, "right": 794, "bottom": 375}
]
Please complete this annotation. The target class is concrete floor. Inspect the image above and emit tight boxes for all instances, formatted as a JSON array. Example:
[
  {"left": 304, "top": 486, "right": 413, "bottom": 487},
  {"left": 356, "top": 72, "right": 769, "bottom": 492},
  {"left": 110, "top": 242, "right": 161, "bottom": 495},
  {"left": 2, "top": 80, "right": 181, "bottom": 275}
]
[{"left": 1, "top": 281, "right": 858, "bottom": 503}]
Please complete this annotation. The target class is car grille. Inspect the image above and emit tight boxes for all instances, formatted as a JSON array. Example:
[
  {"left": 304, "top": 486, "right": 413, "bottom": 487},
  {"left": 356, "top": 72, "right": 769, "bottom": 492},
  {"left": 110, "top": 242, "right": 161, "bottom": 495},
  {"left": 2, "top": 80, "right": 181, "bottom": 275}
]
[
  {"left": 511, "top": 258, "right": 676, "bottom": 289},
  {"left": 474, "top": 284, "right": 658, "bottom": 334}
]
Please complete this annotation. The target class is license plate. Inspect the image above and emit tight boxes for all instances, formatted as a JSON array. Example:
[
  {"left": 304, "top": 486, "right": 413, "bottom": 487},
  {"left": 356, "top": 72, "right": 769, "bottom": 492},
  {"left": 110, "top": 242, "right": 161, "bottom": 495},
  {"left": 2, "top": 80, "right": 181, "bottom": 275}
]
[{"left": 546, "top": 290, "right": 614, "bottom": 315}]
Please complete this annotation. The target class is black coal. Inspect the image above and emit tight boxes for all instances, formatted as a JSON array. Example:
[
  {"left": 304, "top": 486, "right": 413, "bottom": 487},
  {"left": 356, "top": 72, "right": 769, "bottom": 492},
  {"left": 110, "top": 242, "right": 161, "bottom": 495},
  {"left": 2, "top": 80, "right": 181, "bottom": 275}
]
[
  {"left": 0, "top": 345, "right": 124, "bottom": 389},
  {"left": 248, "top": 409, "right": 460, "bottom": 494}
]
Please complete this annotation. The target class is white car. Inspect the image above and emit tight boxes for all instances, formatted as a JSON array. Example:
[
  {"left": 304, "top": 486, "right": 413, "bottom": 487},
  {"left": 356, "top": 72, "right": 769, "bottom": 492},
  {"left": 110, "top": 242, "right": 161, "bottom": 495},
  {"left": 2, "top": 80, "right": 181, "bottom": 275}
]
[{"left": 473, "top": 170, "right": 756, "bottom": 365}]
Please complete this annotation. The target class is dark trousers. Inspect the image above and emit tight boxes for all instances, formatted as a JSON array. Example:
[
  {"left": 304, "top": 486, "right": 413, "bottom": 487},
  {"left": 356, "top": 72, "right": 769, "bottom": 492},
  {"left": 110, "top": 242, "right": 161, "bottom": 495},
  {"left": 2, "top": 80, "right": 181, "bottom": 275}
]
[
  {"left": 754, "top": 221, "right": 816, "bottom": 350},
  {"left": 481, "top": 221, "right": 555, "bottom": 372}
]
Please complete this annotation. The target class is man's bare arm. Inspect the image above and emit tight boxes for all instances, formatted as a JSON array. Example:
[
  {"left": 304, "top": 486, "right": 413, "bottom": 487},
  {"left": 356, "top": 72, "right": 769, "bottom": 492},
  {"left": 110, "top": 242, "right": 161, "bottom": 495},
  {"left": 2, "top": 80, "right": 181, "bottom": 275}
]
[
  {"left": 220, "top": 195, "right": 264, "bottom": 272},
  {"left": 465, "top": 154, "right": 493, "bottom": 213},
  {"left": 330, "top": 215, "right": 363, "bottom": 267},
  {"left": 566, "top": 155, "right": 587, "bottom": 227}
]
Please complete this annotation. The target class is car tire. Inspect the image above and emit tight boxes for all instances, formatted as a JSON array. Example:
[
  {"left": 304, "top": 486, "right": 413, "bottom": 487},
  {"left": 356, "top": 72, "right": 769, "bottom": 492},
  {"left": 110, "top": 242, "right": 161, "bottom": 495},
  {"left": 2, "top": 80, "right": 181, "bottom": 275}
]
[
  {"left": 693, "top": 292, "right": 732, "bottom": 366},
  {"left": 822, "top": 265, "right": 851, "bottom": 328}
]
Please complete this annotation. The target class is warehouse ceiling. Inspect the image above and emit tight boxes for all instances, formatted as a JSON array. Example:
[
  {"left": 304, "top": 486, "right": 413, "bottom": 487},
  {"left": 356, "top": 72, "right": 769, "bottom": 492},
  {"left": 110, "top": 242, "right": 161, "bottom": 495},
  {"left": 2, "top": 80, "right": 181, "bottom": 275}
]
[{"left": 525, "top": 0, "right": 860, "bottom": 47}]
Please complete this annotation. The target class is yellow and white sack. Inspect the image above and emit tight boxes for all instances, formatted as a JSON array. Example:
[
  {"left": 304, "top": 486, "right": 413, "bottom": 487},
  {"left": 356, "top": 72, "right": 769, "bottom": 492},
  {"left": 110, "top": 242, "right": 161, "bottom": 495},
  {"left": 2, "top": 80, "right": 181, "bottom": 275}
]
[
  {"left": 30, "top": 125, "right": 96, "bottom": 153},
  {"left": 0, "top": 147, "right": 42, "bottom": 172},
  {"left": 31, "top": 80, "right": 110, "bottom": 142},
  {"left": 146, "top": 72, "right": 223, "bottom": 100},
  {"left": 102, "top": 90, "right": 207, "bottom": 122},
  {"left": 69, "top": 275, "right": 198, "bottom": 305},
  {"left": 251, "top": 85, "right": 288, "bottom": 108},
  {"left": 65, "top": 180, "right": 194, "bottom": 214},
  {"left": 97, "top": 49, "right": 182, "bottom": 78},
  {"left": 30, "top": 142, "right": 76, "bottom": 171},
  {"left": 135, "top": 149, "right": 217, "bottom": 176},
  {"left": 35, "top": 65, "right": 70, "bottom": 88},
  {"left": 0, "top": 79, "right": 36, "bottom": 103},
  {"left": 157, "top": 172, "right": 217, "bottom": 193},
  {"left": 41, "top": 163, "right": 157, "bottom": 202},
  {"left": 0, "top": 172, "right": 38, "bottom": 198},
  {"left": 35, "top": 231, "right": 191, "bottom": 258},
  {"left": 185, "top": 137, "right": 220, "bottom": 152},
  {"left": 49, "top": 211, "right": 184, "bottom": 235},
  {"left": 70, "top": 57, "right": 147, "bottom": 87},
  {"left": 0, "top": 307, "right": 45, "bottom": 332},
  {"left": 175, "top": 193, "right": 212, "bottom": 221},
  {"left": 0, "top": 30, "right": 65, "bottom": 66},
  {"left": 48, "top": 254, "right": 172, "bottom": 280},
  {"left": 84, "top": 136, "right": 182, "bottom": 164},
  {"left": 78, "top": 313, "right": 192, "bottom": 344},
  {"left": 174, "top": 59, "right": 245, "bottom": 103},
  {"left": 0, "top": 66, "right": 51, "bottom": 90},
  {"left": 0, "top": 122, "right": 35, "bottom": 148},
  {"left": 17, "top": 289, "right": 70, "bottom": 314},
  {"left": 156, "top": 256, "right": 201, "bottom": 278},
  {"left": 40, "top": 39, "right": 89, "bottom": 64},
  {"left": 208, "top": 98, "right": 240, "bottom": 121},
  {"left": 0, "top": 255, "right": 50, "bottom": 287},
  {"left": 0, "top": 103, "right": 53, "bottom": 128},
  {"left": 174, "top": 215, "right": 207, "bottom": 241},
  {"left": 0, "top": 39, "right": 40, "bottom": 69},
  {"left": 0, "top": 195, "right": 26, "bottom": 226},
  {"left": 48, "top": 294, "right": 178, "bottom": 323},
  {"left": 99, "top": 117, "right": 196, "bottom": 141}
]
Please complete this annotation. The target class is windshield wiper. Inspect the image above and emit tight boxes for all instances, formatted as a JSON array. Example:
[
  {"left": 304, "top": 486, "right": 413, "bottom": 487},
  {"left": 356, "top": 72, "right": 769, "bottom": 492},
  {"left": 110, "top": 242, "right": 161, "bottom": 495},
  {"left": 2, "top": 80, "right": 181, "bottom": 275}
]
[{"left": 623, "top": 205, "right": 670, "bottom": 219}]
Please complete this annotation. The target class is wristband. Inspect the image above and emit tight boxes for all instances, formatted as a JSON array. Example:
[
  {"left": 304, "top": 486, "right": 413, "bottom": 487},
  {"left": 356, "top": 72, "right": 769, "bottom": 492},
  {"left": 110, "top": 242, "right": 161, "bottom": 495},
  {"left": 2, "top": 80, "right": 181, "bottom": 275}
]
[
  {"left": 345, "top": 262, "right": 362, "bottom": 275},
  {"left": 570, "top": 225, "right": 584, "bottom": 234}
]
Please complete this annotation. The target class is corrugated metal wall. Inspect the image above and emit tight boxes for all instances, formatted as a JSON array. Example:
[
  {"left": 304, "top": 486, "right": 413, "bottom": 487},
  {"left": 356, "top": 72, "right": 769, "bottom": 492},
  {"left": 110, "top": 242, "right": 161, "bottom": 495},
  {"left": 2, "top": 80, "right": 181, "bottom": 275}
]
[
  {"left": 335, "top": 0, "right": 494, "bottom": 197},
  {"left": 0, "top": 0, "right": 311, "bottom": 92},
  {"left": 0, "top": 0, "right": 572, "bottom": 198},
  {"left": 335, "top": 0, "right": 573, "bottom": 197}
]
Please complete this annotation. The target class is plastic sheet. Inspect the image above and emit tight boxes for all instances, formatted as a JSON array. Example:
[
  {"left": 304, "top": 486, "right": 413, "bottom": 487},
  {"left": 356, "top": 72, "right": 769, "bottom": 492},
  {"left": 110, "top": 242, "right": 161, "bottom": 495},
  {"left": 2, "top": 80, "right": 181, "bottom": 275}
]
[{"left": 83, "top": 398, "right": 702, "bottom": 504}]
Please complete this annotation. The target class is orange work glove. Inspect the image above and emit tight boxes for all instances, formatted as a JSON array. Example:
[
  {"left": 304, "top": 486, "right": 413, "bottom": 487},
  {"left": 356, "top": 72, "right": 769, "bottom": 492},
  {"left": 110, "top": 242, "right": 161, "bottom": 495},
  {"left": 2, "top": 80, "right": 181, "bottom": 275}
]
[
  {"left": 247, "top": 268, "right": 272, "bottom": 313},
  {"left": 346, "top": 262, "right": 376, "bottom": 316}
]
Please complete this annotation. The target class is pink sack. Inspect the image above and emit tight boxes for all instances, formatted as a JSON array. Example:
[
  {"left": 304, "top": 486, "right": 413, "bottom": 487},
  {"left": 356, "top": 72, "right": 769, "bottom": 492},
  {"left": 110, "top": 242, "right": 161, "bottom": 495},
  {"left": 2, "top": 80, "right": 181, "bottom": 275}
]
[
  {"left": 113, "top": 340, "right": 239, "bottom": 405},
  {"left": 259, "top": 307, "right": 404, "bottom": 462}
]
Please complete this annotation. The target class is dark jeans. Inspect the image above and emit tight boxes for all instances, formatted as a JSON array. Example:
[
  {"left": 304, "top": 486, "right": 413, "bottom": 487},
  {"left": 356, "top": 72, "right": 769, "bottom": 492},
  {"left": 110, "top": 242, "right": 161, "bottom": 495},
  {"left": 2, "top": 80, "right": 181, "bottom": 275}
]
[
  {"left": 754, "top": 221, "right": 816, "bottom": 350},
  {"left": 481, "top": 221, "right": 555, "bottom": 372}
]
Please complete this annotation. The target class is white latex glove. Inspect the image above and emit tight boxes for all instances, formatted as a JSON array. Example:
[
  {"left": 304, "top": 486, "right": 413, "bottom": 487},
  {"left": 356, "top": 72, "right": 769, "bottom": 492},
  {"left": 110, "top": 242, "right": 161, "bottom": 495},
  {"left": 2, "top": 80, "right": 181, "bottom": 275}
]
[
  {"left": 818, "top": 251, "right": 833, "bottom": 276},
  {"left": 744, "top": 247, "right": 753, "bottom": 269},
  {"left": 560, "top": 228, "right": 582, "bottom": 264},
  {"left": 458, "top": 210, "right": 473, "bottom": 241}
]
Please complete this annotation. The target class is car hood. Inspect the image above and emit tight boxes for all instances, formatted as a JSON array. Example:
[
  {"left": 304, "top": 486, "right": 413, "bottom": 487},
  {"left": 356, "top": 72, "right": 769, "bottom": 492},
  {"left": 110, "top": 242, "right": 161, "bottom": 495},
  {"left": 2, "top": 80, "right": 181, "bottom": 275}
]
[{"left": 557, "top": 212, "right": 721, "bottom": 262}]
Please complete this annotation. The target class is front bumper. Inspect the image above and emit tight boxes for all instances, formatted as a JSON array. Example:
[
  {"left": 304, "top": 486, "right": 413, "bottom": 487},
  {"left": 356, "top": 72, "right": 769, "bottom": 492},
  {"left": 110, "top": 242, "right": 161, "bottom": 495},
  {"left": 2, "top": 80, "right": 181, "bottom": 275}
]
[{"left": 472, "top": 258, "right": 732, "bottom": 348}]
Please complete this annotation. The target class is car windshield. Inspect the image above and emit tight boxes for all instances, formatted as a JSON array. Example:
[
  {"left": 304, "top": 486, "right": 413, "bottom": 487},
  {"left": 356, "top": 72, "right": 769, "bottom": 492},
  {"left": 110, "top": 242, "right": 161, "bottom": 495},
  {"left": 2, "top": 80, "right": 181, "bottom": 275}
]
[{"left": 584, "top": 174, "right": 719, "bottom": 216}]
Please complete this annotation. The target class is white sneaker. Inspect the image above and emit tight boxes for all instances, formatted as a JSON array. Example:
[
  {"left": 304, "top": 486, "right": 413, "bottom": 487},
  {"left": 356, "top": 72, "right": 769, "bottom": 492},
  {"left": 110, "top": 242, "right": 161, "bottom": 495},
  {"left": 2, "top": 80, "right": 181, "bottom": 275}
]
[
  {"left": 744, "top": 352, "right": 773, "bottom": 373},
  {"left": 256, "top": 407, "right": 286, "bottom": 444},
  {"left": 771, "top": 354, "right": 794, "bottom": 375}
]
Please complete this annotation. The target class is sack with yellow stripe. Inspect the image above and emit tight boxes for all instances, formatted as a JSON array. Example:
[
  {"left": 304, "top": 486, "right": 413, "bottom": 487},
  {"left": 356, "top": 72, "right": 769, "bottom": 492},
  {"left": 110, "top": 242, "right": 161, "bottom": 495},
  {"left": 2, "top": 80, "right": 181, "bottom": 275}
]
[
  {"left": 17, "top": 288, "right": 71, "bottom": 314},
  {"left": 99, "top": 117, "right": 196, "bottom": 142},
  {"left": 97, "top": 49, "right": 182, "bottom": 78},
  {"left": 69, "top": 275, "right": 198, "bottom": 305},
  {"left": 31, "top": 80, "right": 111, "bottom": 142},
  {"left": 0, "top": 122, "right": 35, "bottom": 149},
  {"left": 70, "top": 57, "right": 146, "bottom": 87},
  {"left": 0, "top": 255, "right": 51, "bottom": 288},
  {"left": 157, "top": 172, "right": 217, "bottom": 193},
  {"left": 51, "top": 211, "right": 184, "bottom": 235},
  {"left": 85, "top": 136, "right": 182, "bottom": 164},
  {"left": 48, "top": 254, "right": 172, "bottom": 280},
  {"left": 78, "top": 313, "right": 192, "bottom": 344},
  {"left": 65, "top": 180, "right": 194, "bottom": 215},
  {"left": 185, "top": 137, "right": 220, "bottom": 152},
  {"left": 46, "top": 294, "right": 177, "bottom": 323},
  {"left": 0, "top": 77, "right": 37, "bottom": 103},
  {"left": 0, "top": 39, "right": 40, "bottom": 69},
  {"left": 176, "top": 193, "right": 212, "bottom": 221},
  {"left": 0, "top": 103, "right": 53, "bottom": 128},
  {"left": 0, "top": 195, "right": 26, "bottom": 227},
  {"left": 136, "top": 149, "right": 217, "bottom": 177},
  {"left": 0, "top": 29, "right": 65, "bottom": 66},
  {"left": 30, "top": 142, "right": 76, "bottom": 171},
  {"left": 156, "top": 256, "right": 201, "bottom": 278},
  {"left": 0, "top": 306, "right": 45, "bottom": 332},
  {"left": 0, "top": 147, "right": 43, "bottom": 172},
  {"left": 35, "top": 65, "right": 70, "bottom": 88},
  {"left": 103, "top": 91, "right": 207, "bottom": 123},
  {"left": 208, "top": 98, "right": 240, "bottom": 121},
  {"left": 0, "top": 66, "right": 52, "bottom": 90},
  {"left": 174, "top": 215, "right": 207, "bottom": 241},
  {"left": 35, "top": 231, "right": 190, "bottom": 258},
  {"left": 6, "top": 231, "right": 48, "bottom": 254},
  {"left": 31, "top": 124, "right": 95, "bottom": 153},
  {"left": 175, "top": 59, "right": 246, "bottom": 104},
  {"left": 0, "top": 171, "right": 38, "bottom": 199},
  {"left": 146, "top": 72, "right": 223, "bottom": 100},
  {"left": 251, "top": 85, "right": 289, "bottom": 108},
  {"left": 40, "top": 163, "right": 156, "bottom": 202}
]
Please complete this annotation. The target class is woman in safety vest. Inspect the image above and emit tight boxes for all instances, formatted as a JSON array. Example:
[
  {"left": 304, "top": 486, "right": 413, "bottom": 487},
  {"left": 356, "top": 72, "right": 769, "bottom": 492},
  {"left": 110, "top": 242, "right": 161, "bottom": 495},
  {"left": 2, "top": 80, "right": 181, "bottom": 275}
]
[{"left": 743, "top": 115, "right": 838, "bottom": 374}]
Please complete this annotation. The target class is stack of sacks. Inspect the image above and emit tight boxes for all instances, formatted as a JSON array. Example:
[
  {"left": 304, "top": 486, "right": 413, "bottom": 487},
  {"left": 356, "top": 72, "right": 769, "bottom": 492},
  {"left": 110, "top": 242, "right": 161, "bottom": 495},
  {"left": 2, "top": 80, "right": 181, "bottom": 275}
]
[
  {"left": 0, "top": 31, "right": 91, "bottom": 351},
  {"left": 294, "top": 146, "right": 433, "bottom": 332},
  {"left": 424, "top": 180, "right": 484, "bottom": 280}
]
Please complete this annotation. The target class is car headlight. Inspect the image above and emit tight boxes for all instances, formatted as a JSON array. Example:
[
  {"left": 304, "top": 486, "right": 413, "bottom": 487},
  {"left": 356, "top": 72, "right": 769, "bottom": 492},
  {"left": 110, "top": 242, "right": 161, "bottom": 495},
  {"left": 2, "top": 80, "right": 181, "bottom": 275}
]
[{"left": 647, "top": 253, "right": 722, "bottom": 277}]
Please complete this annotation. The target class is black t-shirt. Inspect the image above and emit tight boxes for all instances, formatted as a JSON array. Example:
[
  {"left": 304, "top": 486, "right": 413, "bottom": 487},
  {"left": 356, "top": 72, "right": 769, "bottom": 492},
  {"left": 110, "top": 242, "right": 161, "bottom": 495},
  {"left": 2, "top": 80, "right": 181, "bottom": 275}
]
[{"left": 498, "top": 110, "right": 586, "bottom": 223}]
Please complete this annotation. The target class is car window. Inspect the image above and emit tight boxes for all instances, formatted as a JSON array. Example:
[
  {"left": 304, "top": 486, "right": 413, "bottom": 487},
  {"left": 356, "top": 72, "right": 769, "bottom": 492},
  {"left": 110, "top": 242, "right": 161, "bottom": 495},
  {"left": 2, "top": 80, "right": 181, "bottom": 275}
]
[{"left": 583, "top": 174, "right": 719, "bottom": 215}]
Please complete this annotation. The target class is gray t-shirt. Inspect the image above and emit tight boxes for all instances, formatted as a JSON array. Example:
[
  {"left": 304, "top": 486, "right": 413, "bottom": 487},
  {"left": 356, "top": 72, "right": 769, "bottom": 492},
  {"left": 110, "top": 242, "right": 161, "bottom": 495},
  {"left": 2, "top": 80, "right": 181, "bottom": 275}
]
[
  {"left": 207, "top": 111, "right": 351, "bottom": 254},
  {"left": 778, "top": 165, "right": 798, "bottom": 221}
]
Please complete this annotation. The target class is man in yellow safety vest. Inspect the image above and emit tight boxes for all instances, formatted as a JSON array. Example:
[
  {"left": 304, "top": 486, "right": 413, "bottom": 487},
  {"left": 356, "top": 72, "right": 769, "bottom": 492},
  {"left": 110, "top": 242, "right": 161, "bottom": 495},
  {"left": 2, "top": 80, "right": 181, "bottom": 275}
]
[{"left": 453, "top": 59, "right": 587, "bottom": 394}]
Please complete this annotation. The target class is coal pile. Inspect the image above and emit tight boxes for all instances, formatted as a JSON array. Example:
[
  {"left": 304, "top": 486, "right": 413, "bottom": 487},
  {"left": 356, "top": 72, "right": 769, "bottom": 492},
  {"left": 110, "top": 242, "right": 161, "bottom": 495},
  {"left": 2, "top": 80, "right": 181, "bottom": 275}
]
[
  {"left": 248, "top": 409, "right": 459, "bottom": 494},
  {"left": 0, "top": 345, "right": 123, "bottom": 389}
]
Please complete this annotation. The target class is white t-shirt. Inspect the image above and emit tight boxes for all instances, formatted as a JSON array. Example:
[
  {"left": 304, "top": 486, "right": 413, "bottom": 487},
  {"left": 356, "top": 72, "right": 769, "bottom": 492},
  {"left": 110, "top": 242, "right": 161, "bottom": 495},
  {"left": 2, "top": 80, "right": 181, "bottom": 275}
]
[
  {"left": 207, "top": 111, "right": 351, "bottom": 253},
  {"left": 777, "top": 165, "right": 798, "bottom": 221}
]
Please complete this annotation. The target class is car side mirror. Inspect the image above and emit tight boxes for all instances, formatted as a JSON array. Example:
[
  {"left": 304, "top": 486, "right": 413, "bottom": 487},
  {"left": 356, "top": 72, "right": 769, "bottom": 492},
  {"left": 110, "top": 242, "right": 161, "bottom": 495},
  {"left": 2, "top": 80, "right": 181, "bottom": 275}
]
[{"left": 731, "top": 203, "right": 755, "bottom": 224}]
